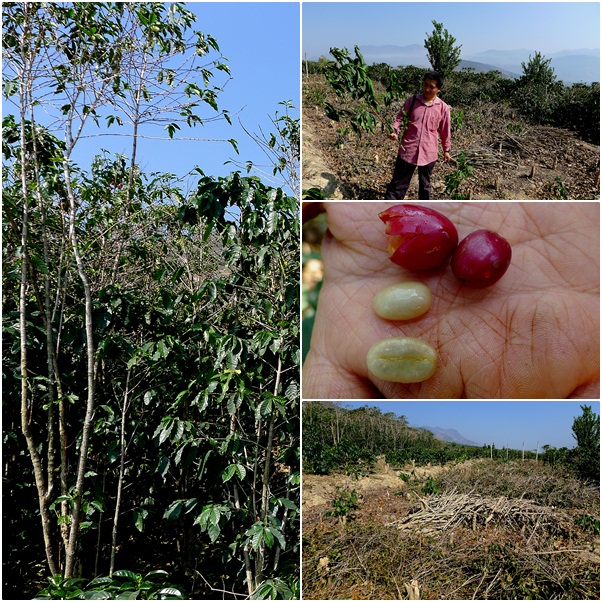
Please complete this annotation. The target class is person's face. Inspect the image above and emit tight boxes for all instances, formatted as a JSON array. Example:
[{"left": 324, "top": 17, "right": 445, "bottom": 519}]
[{"left": 423, "top": 78, "right": 441, "bottom": 101}]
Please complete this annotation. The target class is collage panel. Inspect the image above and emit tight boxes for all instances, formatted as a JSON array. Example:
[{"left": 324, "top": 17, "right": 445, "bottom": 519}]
[
  {"left": 3, "top": 1, "right": 601, "bottom": 601},
  {"left": 302, "top": 201, "right": 600, "bottom": 400},
  {"left": 3, "top": 2, "right": 300, "bottom": 600},
  {"left": 301, "top": 200, "right": 600, "bottom": 598},
  {"left": 301, "top": 400, "right": 601, "bottom": 600},
  {"left": 301, "top": 2, "right": 602, "bottom": 601},
  {"left": 301, "top": 2, "right": 600, "bottom": 201}
]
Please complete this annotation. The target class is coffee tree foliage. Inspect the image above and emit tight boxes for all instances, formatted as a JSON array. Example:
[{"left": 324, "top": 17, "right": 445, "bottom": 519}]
[
  {"left": 572, "top": 405, "right": 600, "bottom": 483},
  {"left": 424, "top": 20, "right": 462, "bottom": 77},
  {"left": 3, "top": 2, "right": 299, "bottom": 599},
  {"left": 303, "top": 402, "right": 587, "bottom": 477}
]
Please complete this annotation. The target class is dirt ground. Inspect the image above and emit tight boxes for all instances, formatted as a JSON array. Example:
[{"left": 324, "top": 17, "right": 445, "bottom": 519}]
[
  {"left": 302, "top": 76, "right": 601, "bottom": 200},
  {"left": 303, "top": 456, "right": 449, "bottom": 526}
]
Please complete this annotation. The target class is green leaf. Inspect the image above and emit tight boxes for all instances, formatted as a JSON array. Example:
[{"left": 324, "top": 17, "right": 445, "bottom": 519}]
[
  {"left": 163, "top": 500, "right": 183, "bottom": 521},
  {"left": 133, "top": 508, "right": 148, "bottom": 532},
  {"left": 228, "top": 139, "right": 239, "bottom": 154},
  {"left": 268, "top": 526, "right": 286, "bottom": 550},
  {"left": 207, "top": 522, "right": 220, "bottom": 542},
  {"left": 87, "top": 577, "right": 113, "bottom": 587},
  {"left": 112, "top": 570, "right": 138, "bottom": 581},
  {"left": 221, "top": 463, "right": 246, "bottom": 483},
  {"left": 275, "top": 497, "right": 298, "bottom": 511},
  {"left": 262, "top": 528, "right": 274, "bottom": 548},
  {"left": 144, "top": 570, "right": 169, "bottom": 581},
  {"left": 251, "top": 529, "right": 263, "bottom": 550},
  {"left": 158, "top": 420, "right": 174, "bottom": 446},
  {"left": 221, "top": 464, "right": 237, "bottom": 482},
  {"left": 115, "top": 592, "right": 139, "bottom": 600},
  {"left": 81, "top": 591, "right": 112, "bottom": 600},
  {"left": 157, "top": 587, "right": 184, "bottom": 599},
  {"left": 156, "top": 456, "right": 170, "bottom": 480}
]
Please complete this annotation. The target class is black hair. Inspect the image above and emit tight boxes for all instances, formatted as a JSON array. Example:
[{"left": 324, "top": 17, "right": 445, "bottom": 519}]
[{"left": 423, "top": 71, "right": 444, "bottom": 89}]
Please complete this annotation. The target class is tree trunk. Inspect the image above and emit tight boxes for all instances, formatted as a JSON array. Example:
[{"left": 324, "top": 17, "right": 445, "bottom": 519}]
[
  {"left": 109, "top": 369, "right": 131, "bottom": 576},
  {"left": 16, "top": 10, "right": 59, "bottom": 575},
  {"left": 63, "top": 153, "right": 98, "bottom": 578}
]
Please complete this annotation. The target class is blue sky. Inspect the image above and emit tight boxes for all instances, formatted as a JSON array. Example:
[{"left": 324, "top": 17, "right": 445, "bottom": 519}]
[
  {"left": 142, "top": 2, "right": 300, "bottom": 184},
  {"left": 4, "top": 2, "right": 300, "bottom": 191},
  {"left": 302, "top": 2, "right": 600, "bottom": 58},
  {"left": 338, "top": 401, "right": 600, "bottom": 451}
]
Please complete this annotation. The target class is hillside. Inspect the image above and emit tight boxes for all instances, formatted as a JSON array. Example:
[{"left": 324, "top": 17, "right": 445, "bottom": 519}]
[
  {"left": 353, "top": 45, "right": 600, "bottom": 84},
  {"left": 421, "top": 426, "right": 479, "bottom": 446},
  {"left": 302, "top": 74, "right": 600, "bottom": 200}
]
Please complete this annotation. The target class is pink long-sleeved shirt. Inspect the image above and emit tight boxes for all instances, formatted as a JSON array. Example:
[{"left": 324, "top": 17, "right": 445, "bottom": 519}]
[{"left": 393, "top": 93, "right": 451, "bottom": 166}]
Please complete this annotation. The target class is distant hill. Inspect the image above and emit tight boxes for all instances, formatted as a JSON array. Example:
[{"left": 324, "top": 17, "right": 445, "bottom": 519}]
[
  {"left": 466, "top": 48, "right": 599, "bottom": 84},
  {"left": 457, "top": 60, "right": 518, "bottom": 78},
  {"left": 360, "top": 43, "right": 430, "bottom": 69},
  {"left": 421, "top": 426, "right": 480, "bottom": 447},
  {"left": 354, "top": 44, "right": 600, "bottom": 84}
]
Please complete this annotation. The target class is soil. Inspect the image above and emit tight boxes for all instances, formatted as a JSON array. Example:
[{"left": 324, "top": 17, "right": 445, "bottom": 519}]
[
  {"left": 302, "top": 75, "right": 600, "bottom": 200},
  {"left": 303, "top": 456, "right": 449, "bottom": 529}
]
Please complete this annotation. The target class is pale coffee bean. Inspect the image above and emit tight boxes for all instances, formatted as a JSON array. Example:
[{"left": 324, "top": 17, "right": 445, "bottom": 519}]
[
  {"left": 373, "top": 282, "right": 432, "bottom": 320},
  {"left": 366, "top": 337, "right": 437, "bottom": 383}
]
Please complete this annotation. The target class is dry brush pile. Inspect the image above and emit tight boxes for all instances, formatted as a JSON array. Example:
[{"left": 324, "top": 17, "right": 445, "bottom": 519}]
[{"left": 302, "top": 460, "right": 600, "bottom": 600}]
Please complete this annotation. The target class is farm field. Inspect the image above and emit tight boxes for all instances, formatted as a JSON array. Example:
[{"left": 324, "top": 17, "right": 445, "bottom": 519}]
[
  {"left": 302, "top": 457, "right": 600, "bottom": 600},
  {"left": 302, "top": 74, "right": 600, "bottom": 200}
]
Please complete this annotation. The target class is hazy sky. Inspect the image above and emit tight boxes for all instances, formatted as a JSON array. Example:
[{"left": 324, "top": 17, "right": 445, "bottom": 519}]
[
  {"left": 338, "top": 401, "right": 600, "bottom": 451},
  {"left": 302, "top": 2, "right": 600, "bottom": 59}
]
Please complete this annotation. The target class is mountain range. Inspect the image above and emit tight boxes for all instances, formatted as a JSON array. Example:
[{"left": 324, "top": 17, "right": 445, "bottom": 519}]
[
  {"left": 420, "top": 426, "right": 480, "bottom": 447},
  {"left": 357, "top": 44, "right": 600, "bottom": 84}
]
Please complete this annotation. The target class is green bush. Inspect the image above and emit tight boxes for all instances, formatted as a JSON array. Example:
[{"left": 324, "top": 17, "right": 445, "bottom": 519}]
[
  {"left": 325, "top": 487, "right": 361, "bottom": 519},
  {"left": 35, "top": 570, "right": 186, "bottom": 600}
]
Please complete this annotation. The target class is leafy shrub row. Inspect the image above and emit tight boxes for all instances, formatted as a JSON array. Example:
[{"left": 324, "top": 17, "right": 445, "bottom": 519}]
[
  {"left": 302, "top": 402, "right": 597, "bottom": 482},
  {"left": 305, "top": 59, "right": 600, "bottom": 143}
]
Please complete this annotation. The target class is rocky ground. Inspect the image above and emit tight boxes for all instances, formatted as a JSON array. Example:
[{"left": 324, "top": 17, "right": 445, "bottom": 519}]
[{"left": 302, "top": 75, "right": 600, "bottom": 200}]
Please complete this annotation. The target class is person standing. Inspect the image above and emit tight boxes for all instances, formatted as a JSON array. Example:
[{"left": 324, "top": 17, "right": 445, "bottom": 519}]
[{"left": 385, "top": 71, "right": 451, "bottom": 200}]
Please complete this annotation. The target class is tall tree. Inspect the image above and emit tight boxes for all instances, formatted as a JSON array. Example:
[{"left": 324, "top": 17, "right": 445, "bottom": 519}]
[
  {"left": 2, "top": 1, "right": 267, "bottom": 590},
  {"left": 516, "top": 51, "right": 560, "bottom": 123},
  {"left": 572, "top": 404, "right": 600, "bottom": 482},
  {"left": 424, "top": 20, "right": 462, "bottom": 76}
]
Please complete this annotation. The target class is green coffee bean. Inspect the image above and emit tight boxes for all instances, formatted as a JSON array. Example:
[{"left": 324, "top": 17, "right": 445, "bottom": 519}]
[
  {"left": 366, "top": 337, "right": 437, "bottom": 383},
  {"left": 373, "top": 282, "right": 432, "bottom": 321}
]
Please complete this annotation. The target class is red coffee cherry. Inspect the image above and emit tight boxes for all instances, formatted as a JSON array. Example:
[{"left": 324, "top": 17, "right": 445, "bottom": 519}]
[
  {"left": 379, "top": 204, "right": 459, "bottom": 270},
  {"left": 451, "top": 229, "right": 512, "bottom": 288}
]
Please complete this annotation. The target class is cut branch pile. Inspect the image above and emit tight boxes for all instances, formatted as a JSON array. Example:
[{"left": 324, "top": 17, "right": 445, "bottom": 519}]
[
  {"left": 489, "top": 133, "right": 529, "bottom": 158},
  {"left": 387, "top": 489, "right": 571, "bottom": 535},
  {"left": 454, "top": 148, "right": 505, "bottom": 167}
]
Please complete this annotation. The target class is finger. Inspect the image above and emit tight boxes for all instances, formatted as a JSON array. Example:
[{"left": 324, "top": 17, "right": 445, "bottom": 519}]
[
  {"left": 568, "top": 381, "right": 600, "bottom": 399},
  {"left": 302, "top": 348, "right": 383, "bottom": 399}
]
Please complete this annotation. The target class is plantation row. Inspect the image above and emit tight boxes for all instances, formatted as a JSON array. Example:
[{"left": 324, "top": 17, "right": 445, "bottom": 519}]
[
  {"left": 302, "top": 402, "right": 599, "bottom": 481},
  {"left": 304, "top": 54, "right": 600, "bottom": 144}
]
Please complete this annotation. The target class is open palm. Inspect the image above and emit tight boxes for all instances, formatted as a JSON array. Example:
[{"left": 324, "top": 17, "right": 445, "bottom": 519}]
[{"left": 303, "top": 202, "right": 600, "bottom": 399}]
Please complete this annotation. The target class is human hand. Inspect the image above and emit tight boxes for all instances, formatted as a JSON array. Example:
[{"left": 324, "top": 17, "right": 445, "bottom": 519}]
[
  {"left": 388, "top": 133, "right": 398, "bottom": 141},
  {"left": 443, "top": 151, "right": 451, "bottom": 163},
  {"left": 302, "top": 202, "right": 600, "bottom": 399}
]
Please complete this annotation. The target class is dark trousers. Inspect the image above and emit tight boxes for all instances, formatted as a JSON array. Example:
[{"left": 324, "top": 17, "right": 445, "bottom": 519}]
[{"left": 385, "top": 156, "right": 437, "bottom": 200}]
